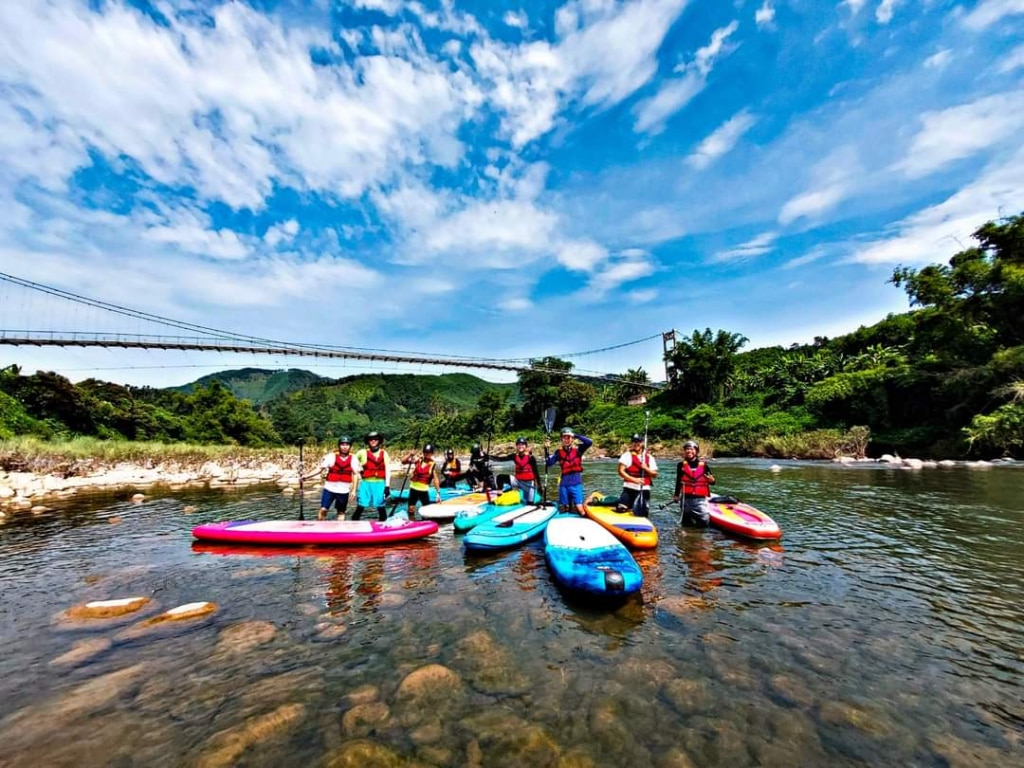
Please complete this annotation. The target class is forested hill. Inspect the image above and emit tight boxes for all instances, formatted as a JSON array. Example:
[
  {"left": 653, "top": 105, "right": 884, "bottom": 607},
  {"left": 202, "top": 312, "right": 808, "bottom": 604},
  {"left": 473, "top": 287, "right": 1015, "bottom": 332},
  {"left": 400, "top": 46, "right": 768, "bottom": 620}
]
[{"left": 172, "top": 367, "right": 326, "bottom": 405}]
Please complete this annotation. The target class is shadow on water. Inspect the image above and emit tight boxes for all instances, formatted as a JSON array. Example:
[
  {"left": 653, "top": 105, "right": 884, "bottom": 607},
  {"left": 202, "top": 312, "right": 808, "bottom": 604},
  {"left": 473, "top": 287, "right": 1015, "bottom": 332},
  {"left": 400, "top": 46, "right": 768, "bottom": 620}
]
[{"left": 1, "top": 461, "right": 1023, "bottom": 765}]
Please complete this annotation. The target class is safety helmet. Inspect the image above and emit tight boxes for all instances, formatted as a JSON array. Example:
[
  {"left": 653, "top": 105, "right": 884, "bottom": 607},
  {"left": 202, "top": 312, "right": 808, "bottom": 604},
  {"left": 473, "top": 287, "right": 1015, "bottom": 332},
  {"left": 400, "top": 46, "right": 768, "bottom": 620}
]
[
  {"left": 366, "top": 431, "right": 382, "bottom": 443},
  {"left": 472, "top": 442, "right": 481, "bottom": 451},
  {"left": 683, "top": 440, "right": 699, "bottom": 450},
  {"left": 515, "top": 436, "right": 527, "bottom": 445},
  {"left": 630, "top": 433, "right": 643, "bottom": 442},
  {"left": 445, "top": 448, "right": 454, "bottom": 458},
  {"left": 560, "top": 427, "right": 574, "bottom": 436},
  {"left": 423, "top": 443, "right": 435, "bottom": 453},
  {"left": 338, "top": 436, "right": 351, "bottom": 445}
]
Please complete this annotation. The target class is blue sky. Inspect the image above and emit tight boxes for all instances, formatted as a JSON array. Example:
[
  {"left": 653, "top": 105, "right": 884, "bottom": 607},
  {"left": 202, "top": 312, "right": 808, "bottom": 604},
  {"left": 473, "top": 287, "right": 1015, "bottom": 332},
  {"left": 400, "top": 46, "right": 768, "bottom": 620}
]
[{"left": 1, "top": 0, "right": 1023, "bottom": 387}]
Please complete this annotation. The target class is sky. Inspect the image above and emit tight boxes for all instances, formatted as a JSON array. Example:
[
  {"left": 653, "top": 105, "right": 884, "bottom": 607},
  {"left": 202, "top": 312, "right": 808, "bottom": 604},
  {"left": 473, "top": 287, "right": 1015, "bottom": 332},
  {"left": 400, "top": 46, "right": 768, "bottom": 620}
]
[{"left": 1, "top": 0, "right": 1023, "bottom": 388}]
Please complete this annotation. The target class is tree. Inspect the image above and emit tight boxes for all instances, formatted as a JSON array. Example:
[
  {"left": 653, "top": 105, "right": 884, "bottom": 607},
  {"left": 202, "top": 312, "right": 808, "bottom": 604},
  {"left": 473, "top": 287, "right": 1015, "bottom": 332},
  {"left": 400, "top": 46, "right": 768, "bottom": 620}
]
[
  {"left": 517, "top": 357, "right": 573, "bottom": 428},
  {"left": 615, "top": 367, "right": 651, "bottom": 404},
  {"left": 665, "top": 328, "right": 748, "bottom": 406}
]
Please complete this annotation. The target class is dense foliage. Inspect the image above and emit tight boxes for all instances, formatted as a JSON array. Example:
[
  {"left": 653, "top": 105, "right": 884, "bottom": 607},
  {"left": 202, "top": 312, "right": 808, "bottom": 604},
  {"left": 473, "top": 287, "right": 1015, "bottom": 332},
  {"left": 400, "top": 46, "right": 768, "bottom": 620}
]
[{"left": 1, "top": 214, "right": 1021, "bottom": 457}]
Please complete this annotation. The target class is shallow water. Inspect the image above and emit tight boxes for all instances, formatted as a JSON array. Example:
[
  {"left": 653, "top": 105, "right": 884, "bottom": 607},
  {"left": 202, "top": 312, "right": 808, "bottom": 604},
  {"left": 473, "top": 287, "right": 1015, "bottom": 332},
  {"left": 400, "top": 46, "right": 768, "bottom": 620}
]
[{"left": 1, "top": 459, "right": 1022, "bottom": 766}]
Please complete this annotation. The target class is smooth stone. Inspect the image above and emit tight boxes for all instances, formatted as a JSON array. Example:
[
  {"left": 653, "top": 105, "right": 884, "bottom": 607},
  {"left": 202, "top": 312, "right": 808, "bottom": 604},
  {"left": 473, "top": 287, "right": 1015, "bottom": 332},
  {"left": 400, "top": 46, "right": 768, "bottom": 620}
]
[
  {"left": 49, "top": 638, "right": 113, "bottom": 668},
  {"left": 64, "top": 596, "right": 150, "bottom": 620},
  {"left": 195, "top": 702, "right": 305, "bottom": 768},
  {"left": 342, "top": 702, "right": 391, "bottom": 738}
]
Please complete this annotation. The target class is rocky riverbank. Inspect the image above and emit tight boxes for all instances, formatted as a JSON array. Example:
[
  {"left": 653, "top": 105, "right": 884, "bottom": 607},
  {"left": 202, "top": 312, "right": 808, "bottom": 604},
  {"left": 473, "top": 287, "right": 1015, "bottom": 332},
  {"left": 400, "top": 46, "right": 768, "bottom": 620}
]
[{"left": 0, "top": 457, "right": 304, "bottom": 513}]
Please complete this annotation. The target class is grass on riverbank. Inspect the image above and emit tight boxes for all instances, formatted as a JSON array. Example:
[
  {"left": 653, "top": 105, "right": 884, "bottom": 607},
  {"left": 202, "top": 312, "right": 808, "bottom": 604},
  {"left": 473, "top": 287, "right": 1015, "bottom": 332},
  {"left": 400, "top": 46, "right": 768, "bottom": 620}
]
[{"left": 0, "top": 436, "right": 300, "bottom": 475}]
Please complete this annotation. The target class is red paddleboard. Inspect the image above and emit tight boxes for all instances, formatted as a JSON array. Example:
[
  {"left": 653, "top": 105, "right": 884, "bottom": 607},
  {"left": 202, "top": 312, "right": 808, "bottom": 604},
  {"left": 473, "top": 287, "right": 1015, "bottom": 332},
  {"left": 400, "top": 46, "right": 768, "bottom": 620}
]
[
  {"left": 707, "top": 496, "right": 782, "bottom": 540},
  {"left": 191, "top": 518, "right": 438, "bottom": 546}
]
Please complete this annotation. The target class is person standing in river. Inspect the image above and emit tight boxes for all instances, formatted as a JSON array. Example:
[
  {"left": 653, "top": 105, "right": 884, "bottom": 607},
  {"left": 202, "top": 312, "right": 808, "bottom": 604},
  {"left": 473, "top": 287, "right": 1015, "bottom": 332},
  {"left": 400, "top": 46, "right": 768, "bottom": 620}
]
[
  {"left": 440, "top": 448, "right": 463, "bottom": 488},
  {"left": 671, "top": 440, "right": 715, "bottom": 526},
  {"left": 401, "top": 444, "right": 442, "bottom": 516},
  {"left": 353, "top": 431, "right": 392, "bottom": 521},
  {"left": 487, "top": 437, "right": 540, "bottom": 503},
  {"left": 544, "top": 427, "right": 593, "bottom": 515},
  {"left": 318, "top": 436, "right": 360, "bottom": 520},
  {"left": 616, "top": 433, "right": 658, "bottom": 517}
]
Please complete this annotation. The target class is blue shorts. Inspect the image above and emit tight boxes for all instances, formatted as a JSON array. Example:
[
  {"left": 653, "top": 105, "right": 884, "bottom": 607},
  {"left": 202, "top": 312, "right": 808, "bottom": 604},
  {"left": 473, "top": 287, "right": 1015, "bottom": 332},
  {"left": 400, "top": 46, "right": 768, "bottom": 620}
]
[
  {"left": 559, "top": 483, "right": 585, "bottom": 509},
  {"left": 320, "top": 490, "right": 349, "bottom": 513},
  {"left": 358, "top": 481, "right": 386, "bottom": 509}
]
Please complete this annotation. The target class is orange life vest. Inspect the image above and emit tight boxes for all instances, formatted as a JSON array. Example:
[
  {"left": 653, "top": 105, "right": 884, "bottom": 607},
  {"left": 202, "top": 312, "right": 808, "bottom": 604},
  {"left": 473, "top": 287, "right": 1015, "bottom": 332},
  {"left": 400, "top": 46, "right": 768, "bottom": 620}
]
[
  {"left": 411, "top": 458, "right": 434, "bottom": 485},
  {"left": 443, "top": 459, "right": 461, "bottom": 477},
  {"left": 326, "top": 452, "right": 355, "bottom": 483},
  {"left": 557, "top": 446, "right": 583, "bottom": 475},
  {"left": 513, "top": 453, "right": 536, "bottom": 481},
  {"left": 681, "top": 460, "right": 711, "bottom": 497},
  {"left": 623, "top": 451, "right": 652, "bottom": 486},
  {"left": 362, "top": 449, "right": 387, "bottom": 480}
]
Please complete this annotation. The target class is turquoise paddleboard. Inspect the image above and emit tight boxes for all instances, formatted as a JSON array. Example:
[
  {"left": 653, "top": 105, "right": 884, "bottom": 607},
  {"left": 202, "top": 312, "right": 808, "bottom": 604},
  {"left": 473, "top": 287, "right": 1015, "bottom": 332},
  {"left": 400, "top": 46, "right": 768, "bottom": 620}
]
[{"left": 543, "top": 515, "right": 642, "bottom": 597}]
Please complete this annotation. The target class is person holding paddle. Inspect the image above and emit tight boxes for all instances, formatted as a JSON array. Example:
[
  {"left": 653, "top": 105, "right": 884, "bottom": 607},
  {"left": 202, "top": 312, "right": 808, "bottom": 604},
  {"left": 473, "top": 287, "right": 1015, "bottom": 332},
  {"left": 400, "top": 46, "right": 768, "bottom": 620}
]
[
  {"left": 353, "top": 431, "right": 392, "bottom": 521},
  {"left": 544, "top": 427, "right": 593, "bottom": 515},
  {"left": 401, "top": 444, "right": 442, "bottom": 517},
  {"left": 317, "top": 436, "right": 360, "bottom": 520},
  {"left": 616, "top": 433, "right": 658, "bottom": 517},
  {"left": 671, "top": 440, "right": 715, "bottom": 526},
  {"left": 488, "top": 437, "right": 540, "bottom": 504}
]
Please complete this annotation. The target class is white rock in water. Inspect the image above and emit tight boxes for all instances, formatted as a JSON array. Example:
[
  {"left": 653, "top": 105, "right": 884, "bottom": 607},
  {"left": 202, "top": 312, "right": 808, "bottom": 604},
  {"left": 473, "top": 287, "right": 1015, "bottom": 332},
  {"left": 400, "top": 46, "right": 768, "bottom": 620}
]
[
  {"left": 904, "top": 458, "right": 924, "bottom": 469},
  {"left": 167, "top": 601, "right": 212, "bottom": 616},
  {"left": 769, "top": 465, "right": 782, "bottom": 472},
  {"left": 86, "top": 597, "right": 147, "bottom": 609}
]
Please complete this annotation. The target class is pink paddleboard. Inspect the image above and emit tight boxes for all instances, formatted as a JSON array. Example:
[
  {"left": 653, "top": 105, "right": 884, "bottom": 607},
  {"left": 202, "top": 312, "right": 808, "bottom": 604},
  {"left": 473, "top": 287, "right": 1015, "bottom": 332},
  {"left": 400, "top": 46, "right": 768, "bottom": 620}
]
[
  {"left": 707, "top": 496, "right": 782, "bottom": 540},
  {"left": 191, "top": 518, "right": 438, "bottom": 546}
]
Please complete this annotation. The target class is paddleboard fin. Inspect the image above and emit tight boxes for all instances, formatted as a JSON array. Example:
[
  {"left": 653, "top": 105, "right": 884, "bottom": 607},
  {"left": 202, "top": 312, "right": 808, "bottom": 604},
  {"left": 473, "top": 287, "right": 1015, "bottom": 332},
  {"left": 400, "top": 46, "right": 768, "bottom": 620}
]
[{"left": 603, "top": 569, "right": 625, "bottom": 592}]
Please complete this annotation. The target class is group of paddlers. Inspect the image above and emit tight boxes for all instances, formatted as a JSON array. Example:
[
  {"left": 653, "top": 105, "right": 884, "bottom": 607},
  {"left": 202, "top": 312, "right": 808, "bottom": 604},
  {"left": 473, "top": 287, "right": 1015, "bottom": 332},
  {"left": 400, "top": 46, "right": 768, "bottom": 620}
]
[{"left": 315, "top": 429, "right": 717, "bottom": 526}]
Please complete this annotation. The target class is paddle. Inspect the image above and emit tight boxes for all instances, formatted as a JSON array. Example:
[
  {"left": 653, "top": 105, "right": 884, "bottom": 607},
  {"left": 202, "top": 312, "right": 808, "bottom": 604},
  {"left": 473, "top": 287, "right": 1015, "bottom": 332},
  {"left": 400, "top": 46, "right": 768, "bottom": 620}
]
[
  {"left": 634, "top": 409, "right": 652, "bottom": 517},
  {"left": 388, "top": 455, "right": 414, "bottom": 518},
  {"left": 541, "top": 406, "right": 556, "bottom": 506},
  {"left": 297, "top": 438, "right": 305, "bottom": 521},
  {"left": 495, "top": 504, "right": 544, "bottom": 527}
]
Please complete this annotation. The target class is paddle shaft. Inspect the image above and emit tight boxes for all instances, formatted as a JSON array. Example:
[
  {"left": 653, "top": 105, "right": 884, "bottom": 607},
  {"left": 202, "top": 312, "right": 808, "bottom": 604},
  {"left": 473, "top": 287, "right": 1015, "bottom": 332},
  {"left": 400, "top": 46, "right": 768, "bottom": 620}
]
[
  {"left": 635, "top": 410, "right": 651, "bottom": 516},
  {"left": 297, "top": 438, "right": 305, "bottom": 521},
  {"left": 389, "top": 458, "right": 415, "bottom": 516},
  {"left": 541, "top": 406, "right": 556, "bottom": 506},
  {"left": 496, "top": 504, "right": 543, "bottom": 527}
]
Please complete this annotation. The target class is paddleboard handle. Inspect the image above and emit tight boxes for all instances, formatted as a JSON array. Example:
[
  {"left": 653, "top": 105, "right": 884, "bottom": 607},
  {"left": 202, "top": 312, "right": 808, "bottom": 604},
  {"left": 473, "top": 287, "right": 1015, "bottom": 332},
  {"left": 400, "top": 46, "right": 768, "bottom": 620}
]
[{"left": 604, "top": 569, "right": 625, "bottom": 592}]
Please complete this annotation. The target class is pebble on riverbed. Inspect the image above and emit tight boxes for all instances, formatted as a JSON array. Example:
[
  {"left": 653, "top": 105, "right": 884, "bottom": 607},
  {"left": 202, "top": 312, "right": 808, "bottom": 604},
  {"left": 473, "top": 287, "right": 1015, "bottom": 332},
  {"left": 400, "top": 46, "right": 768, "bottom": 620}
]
[
  {"left": 147, "top": 601, "right": 218, "bottom": 623},
  {"left": 194, "top": 702, "right": 306, "bottom": 768},
  {"left": 49, "top": 638, "right": 113, "bottom": 669},
  {"left": 64, "top": 596, "right": 151, "bottom": 620}
]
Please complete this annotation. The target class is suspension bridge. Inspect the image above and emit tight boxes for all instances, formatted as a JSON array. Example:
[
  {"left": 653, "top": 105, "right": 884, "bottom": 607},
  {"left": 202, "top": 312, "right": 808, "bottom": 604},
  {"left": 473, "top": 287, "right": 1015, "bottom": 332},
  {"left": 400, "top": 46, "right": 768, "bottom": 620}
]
[{"left": 0, "top": 272, "right": 677, "bottom": 388}]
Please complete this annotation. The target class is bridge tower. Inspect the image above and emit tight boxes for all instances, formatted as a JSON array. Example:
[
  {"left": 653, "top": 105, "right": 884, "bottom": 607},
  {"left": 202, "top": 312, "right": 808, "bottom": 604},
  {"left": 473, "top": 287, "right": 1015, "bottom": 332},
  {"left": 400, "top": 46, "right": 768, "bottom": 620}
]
[{"left": 662, "top": 329, "right": 678, "bottom": 385}]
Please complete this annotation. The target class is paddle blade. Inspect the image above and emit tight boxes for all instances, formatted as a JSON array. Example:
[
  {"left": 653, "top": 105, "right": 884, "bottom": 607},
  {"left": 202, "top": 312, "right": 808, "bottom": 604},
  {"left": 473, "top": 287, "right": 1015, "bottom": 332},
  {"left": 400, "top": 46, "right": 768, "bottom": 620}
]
[{"left": 543, "top": 406, "right": 556, "bottom": 433}]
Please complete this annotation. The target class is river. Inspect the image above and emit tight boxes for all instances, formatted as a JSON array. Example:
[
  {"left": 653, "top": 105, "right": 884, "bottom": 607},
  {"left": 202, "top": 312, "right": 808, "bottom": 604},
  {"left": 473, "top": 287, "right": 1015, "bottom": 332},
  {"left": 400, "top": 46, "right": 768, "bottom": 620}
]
[{"left": 0, "top": 458, "right": 1021, "bottom": 766}]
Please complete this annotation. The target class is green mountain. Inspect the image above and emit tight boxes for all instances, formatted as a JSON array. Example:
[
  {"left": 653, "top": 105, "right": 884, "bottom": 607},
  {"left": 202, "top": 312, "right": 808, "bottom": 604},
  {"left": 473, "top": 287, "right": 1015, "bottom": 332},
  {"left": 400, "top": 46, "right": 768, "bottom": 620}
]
[
  {"left": 265, "top": 371, "right": 520, "bottom": 444},
  {"left": 173, "top": 367, "right": 327, "bottom": 405}
]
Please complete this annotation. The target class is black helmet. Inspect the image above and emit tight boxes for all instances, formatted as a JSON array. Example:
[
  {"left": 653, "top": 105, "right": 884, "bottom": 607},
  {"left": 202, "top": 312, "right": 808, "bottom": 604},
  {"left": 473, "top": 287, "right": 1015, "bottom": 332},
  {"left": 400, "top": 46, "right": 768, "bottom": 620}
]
[
  {"left": 515, "top": 436, "right": 527, "bottom": 445},
  {"left": 445, "top": 448, "right": 454, "bottom": 458},
  {"left": 338, "top": 436, "right": 352, "bottom": 445},
  {"left": 472, "top": 442, "right": 481, "bottom": 451},
  {"left": 423, "top": 443, "right": 435, "bottom": 453},
  {"left": 471, "top": 444, "right": 483, "bottom": 458},
  {"left": 366, "top": 431, "right": 382, "bottom": 443},
  {"left": 630, "top": 433, "right": 643, "bottom": 442},
  {"left": 683, "top": 440, "right": 699, "bottom": 450}
]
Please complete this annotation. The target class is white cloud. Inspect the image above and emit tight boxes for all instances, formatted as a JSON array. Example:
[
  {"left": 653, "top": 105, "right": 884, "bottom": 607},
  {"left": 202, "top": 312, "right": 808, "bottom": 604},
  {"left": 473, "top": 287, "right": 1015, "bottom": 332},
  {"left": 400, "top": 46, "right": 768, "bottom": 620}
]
[
  {"left": 923, "top": 49, "right": 953, "bottom": 69},
  {"left": 634, "top": 20, "right": 738, "bottom": 134},
  {"left": 843, "top": 0, "right": 868, "bottom": 13},
  {"left": 558, "top": 240, "right": 610, "bottom": 272},
  {"left": 782, "top": 246, "right": 828, "bottom": 270},
  {"left": 625, "top": 288, "right": 658, "bottom": 303},
  {"left": 895, "top": 90, "right": 1024, "bottom": 178},
  {"left": 263, "top": 219, "right": 300, "bottom": 248},
  {"left": 0, "top": 1, "right": 478, "bottom": 210},
  {"left": 351, "top": 0, "right": 405, "bottom": 14},
  {"left": 876, "top": 0, "right": 898, "bottom": 25},
  {"left": 962, "top": 0, "right": 1024, "bottom": 31},
  {"left": 498, "top": 296, "right": 533, "bottom": 311},
  {"left": 755, "top": 1, "right": 776, "bottom": 28},
  {"left": 503, "top": 10, "right": 528, "bottom": 29},
  {"left": 710, "top": 231, "right": 777, "bottom": 263},
  {"left": 998, "top": 44, "right": 1024, "bottom": 73},
  {"left": 849, "top": 147, "right": 1024, "bottom": 265},
  {"left": 778, "top": 147, "right": 860, "bottom": 226},
  {"left": 576, "top": 249, "right": 657, "bottom": 299},
  {"left": 687, "top": 110, "right": 757, "bottom": 169}
]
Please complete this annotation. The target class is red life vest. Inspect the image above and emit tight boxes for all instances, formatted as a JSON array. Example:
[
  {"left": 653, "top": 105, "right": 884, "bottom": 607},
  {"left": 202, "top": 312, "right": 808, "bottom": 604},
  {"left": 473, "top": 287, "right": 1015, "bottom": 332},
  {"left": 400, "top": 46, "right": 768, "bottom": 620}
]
[
  {"left": 557, "top": 446, "right": 583, "bottom": 475},
  {"left": 623, "top": 451, "right": 652, "bottom": 486},
  {"left": 681, "top": 460, "right": 711, "bottom": 497},
  {"left": 513, "top": 453, "right": 536, "bottom": 481},
  {"left": 411, "top": 458, "right": 434, "bottom": 485},
  {"left": 362, "top": 449, "right": 387, "bottom": 480},
  {"left": 326, "top": 452, "right": 355, "bottom": 483}
]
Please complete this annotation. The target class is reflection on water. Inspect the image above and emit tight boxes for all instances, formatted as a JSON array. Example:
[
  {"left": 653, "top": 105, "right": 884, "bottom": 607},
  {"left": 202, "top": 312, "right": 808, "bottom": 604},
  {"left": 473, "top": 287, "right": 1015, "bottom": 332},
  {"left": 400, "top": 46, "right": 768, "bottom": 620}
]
[{"left": 1, "top": 460, "right": 1022, "bottom": 766}]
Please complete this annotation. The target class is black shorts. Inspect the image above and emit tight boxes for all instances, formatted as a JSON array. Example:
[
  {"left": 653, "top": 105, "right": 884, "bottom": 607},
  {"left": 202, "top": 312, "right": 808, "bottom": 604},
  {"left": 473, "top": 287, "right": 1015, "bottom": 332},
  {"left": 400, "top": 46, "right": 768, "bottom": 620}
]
[
  {"left": 617, "top": 487, "right": 651, "bottom": 516},
  {"left": 408, "top": 488, "right": 433, "bottom": 508}
]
